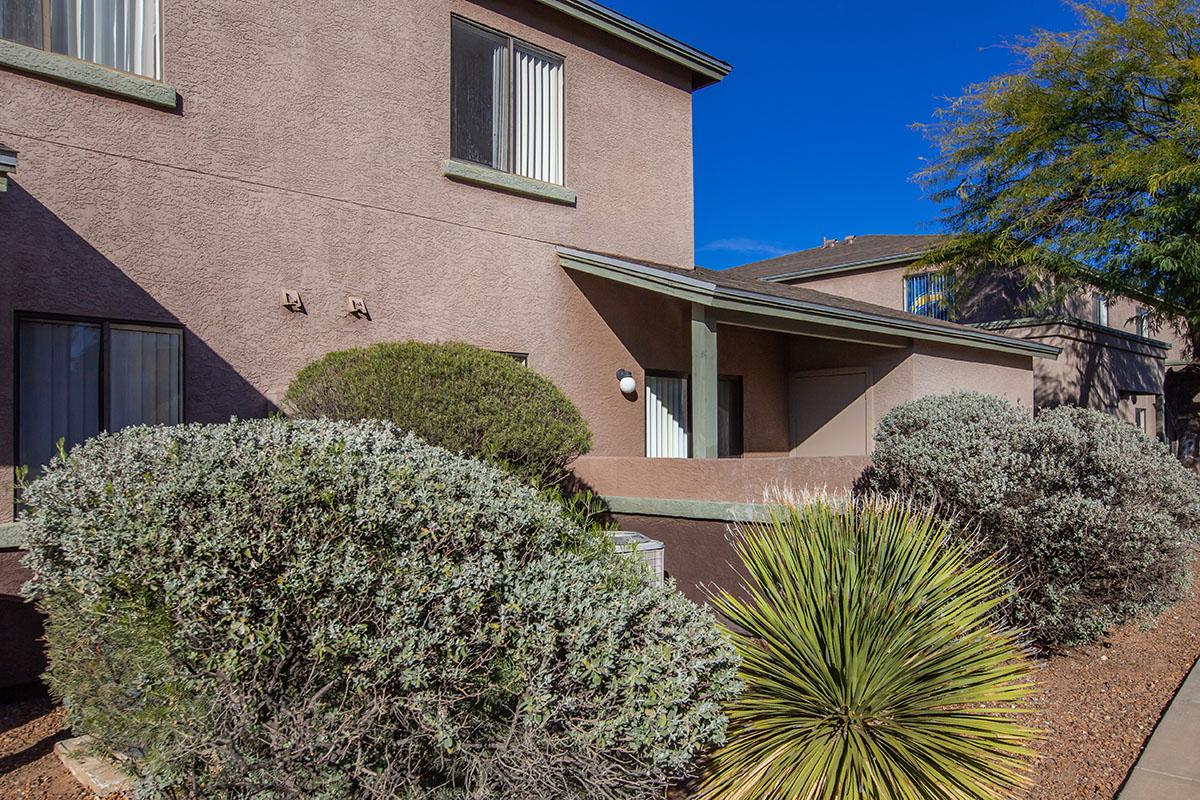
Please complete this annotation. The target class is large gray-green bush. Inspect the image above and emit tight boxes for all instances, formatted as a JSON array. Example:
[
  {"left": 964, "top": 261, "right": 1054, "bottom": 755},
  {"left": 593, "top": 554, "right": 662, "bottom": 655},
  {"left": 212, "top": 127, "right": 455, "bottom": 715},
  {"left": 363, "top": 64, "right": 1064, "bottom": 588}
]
[
  {"left": 22, "top": 419, "right": 738, "bottom": 799},
  {"left": 868, "top": 392, "right": 1200, "bottom": 647}
]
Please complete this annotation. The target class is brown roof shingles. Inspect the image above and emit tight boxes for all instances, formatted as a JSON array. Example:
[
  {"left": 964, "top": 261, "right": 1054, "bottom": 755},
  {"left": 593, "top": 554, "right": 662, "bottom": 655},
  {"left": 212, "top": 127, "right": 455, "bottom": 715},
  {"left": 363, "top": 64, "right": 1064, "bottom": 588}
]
[{"left": 728, "top": 234, "right": 946, "bottom": 281}]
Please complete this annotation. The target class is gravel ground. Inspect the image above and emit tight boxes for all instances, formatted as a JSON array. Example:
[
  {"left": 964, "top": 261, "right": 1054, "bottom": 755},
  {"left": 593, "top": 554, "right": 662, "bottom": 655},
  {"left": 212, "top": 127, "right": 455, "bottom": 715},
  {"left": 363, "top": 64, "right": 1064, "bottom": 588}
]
[
  {"left": 1023, "top": 580, "right": 1200, "bottom": 799},
  {"left": 2, "top": 583, "right": 1198, "bottom": 800},
  {"left": 0, "top": 691, "right": 91, "bottom": 800}
]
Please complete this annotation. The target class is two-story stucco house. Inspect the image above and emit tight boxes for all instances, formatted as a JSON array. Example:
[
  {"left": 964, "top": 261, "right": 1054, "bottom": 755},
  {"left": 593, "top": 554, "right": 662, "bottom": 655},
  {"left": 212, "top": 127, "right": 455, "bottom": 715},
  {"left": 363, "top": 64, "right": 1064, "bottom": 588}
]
[
  {"left": 0, "top": 0, "right": 1061, "bottom": 685},
  {"left": 728, "top": 234, "right": 1190, "bottom": 450}
]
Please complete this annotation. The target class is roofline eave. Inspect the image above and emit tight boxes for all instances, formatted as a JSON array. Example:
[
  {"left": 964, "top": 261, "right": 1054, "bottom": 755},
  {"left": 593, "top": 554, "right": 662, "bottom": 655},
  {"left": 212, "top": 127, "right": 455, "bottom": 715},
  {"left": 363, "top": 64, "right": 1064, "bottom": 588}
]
[
  {"left": 532, "top": 0, "right": 731, "bottom": 88},
  {"left": 557, "top": 247, "right": 1061, "bottom": 360}
]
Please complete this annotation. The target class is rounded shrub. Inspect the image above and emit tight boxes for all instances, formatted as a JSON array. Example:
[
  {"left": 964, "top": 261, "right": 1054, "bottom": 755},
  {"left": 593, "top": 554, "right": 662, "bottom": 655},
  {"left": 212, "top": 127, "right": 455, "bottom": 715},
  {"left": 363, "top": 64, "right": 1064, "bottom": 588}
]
[
  {"left": 21, "top": 419, "right": 738, "bottom": 799},
  {"left": 284, "top": 341, "right": 591, "bottom": 486},
  {"left": 702, "top": 497, "right": 1037, "bottom": 800},
  {"left": 869, "top": 391, "right": 1200, "bottom": 647}
]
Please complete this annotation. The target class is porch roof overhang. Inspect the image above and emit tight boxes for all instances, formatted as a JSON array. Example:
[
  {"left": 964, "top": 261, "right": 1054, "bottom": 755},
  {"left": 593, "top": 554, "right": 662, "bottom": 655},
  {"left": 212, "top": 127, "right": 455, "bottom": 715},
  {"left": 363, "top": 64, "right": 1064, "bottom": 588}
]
[
  {"left": 558, "top": 247, "right": 1061, "bottom": 360},
  {"left": 0, "top": 145, "right": 16, "bottom": 192}
]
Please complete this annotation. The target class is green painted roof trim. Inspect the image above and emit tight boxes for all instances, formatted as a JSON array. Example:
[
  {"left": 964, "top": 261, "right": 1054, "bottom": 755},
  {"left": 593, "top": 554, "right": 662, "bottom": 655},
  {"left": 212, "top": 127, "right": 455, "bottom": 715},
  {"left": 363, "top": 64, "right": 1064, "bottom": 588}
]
[
  {"left": 0, "top": 38, "right": 177, "bottom": 108},
  {"left": 762, "top": 251, "right": 934, "bottom": 282},
  {"left": 979, "top": 316, "right": 1173, "bottom": 351},
  {"left": 0, "top": 522, "right": 26, "bottom": 550},
  {"left": 605, "top": 495, "right": 770, "bottom": 522},
  {"left": 558, "top": 247, "right": 1062, "bottom": 359},
  {"left": 444, "top": 159, "right": 577, "bottom": 205},
  {"left": 532, "top": 0, "right": 731, "bottom": 88}
]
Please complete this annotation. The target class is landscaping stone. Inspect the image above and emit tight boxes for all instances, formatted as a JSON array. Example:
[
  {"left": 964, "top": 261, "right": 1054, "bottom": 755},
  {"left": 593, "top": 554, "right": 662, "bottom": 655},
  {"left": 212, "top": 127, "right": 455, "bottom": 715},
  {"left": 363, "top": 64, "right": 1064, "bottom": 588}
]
[{"left": 53, "top": 736, "right": 131, "bottom": 797}]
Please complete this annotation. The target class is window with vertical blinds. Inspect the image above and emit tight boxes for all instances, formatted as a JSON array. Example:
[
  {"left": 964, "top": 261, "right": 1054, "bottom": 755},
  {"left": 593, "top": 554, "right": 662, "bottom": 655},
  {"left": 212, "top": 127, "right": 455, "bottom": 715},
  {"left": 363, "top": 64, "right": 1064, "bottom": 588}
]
[
  {"left": 451, "top": 17, "right": 565, "bottom": 186},
  {"left": 904, "top": 272, "right": 955, "bottom": 321},
  {"left": 108, "top": 325, "right": 182, "bottom": 431},
  {"left": 1, "top": 0, "right": 162, "bottom": 79},
  {"left": 17, "top": 318, "right": 181, "bottom": 478},
  {"left": 645, "top": 375, "right": 688, "bottom": 458}
]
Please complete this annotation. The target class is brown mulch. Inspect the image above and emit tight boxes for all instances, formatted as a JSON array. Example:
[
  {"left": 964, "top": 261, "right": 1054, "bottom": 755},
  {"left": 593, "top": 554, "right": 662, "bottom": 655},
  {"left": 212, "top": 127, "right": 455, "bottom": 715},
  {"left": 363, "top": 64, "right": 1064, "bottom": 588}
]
[
  {"left": 1023, "top": 580, "right": 1200, "bottom": 799},
  {"left": 2, "top": 586, "right": 1199, "bottom": 800},
  {"left": 0, "top": 690, "right": 89, "bottom": 800}
]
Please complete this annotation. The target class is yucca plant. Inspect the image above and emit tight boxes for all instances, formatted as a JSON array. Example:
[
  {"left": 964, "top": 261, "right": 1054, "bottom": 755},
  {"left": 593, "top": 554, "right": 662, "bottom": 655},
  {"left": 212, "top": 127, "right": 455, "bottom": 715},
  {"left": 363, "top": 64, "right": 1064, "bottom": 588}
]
[{"left": 701, "top": 496, "right": 1038, "bottom": 800}]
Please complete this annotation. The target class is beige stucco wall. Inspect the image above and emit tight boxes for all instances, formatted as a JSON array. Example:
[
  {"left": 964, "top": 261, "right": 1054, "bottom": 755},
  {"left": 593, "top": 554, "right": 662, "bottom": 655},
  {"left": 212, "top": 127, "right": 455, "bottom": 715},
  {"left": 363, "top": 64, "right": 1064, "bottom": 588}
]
[
  {"left": 574, "top": 453, "right": 870, "bottom": 504},
  {"left": 0, "top": 0, "right": 702, "bottom": 521},
  {"left": 1016, "top": 324, "right": 1167, "bottom": 412}
]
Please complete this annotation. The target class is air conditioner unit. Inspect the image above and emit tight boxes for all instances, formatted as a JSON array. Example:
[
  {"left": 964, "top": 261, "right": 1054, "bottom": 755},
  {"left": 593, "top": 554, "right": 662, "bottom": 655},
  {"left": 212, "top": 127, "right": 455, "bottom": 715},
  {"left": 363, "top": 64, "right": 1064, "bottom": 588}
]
[{"left": 611, "top": 532, "right": 665, "bottom": 585}]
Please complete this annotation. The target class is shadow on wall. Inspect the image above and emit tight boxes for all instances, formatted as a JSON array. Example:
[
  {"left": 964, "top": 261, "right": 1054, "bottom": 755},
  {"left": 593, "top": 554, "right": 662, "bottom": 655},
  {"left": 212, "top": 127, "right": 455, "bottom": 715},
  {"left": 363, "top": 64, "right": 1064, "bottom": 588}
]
[
  {"left": 1035, "top": 340, "right": 1162, "bottom": 411},
  {"left": 0, "top": 182, "right": 276, "bottom": 686},
  {"left": 0, "top": 181, "right": 276, "bottom": 442},
  {"left": 568, "top": 271, "right": 690, "bottom": 372}
]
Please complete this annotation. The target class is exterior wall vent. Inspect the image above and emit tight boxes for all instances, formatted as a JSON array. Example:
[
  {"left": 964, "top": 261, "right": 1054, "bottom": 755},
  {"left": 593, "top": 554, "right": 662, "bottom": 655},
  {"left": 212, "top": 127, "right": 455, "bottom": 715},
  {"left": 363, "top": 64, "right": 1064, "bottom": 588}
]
[{"left": 611, "top": 531, "right": 665, "bottom": 585}]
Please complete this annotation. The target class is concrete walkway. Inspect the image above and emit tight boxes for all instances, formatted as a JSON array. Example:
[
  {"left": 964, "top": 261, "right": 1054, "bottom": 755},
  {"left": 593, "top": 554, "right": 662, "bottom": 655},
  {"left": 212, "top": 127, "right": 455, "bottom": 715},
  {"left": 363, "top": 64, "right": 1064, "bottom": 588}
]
[{"left": 1118, "top": 655, "right": 1200, "bottom": 798}]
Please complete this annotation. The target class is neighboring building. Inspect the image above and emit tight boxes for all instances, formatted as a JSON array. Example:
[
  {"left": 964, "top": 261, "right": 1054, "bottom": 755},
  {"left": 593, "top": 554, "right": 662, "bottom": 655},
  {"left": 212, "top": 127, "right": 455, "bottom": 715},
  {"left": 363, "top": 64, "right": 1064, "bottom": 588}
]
[
  {"left": 729, "top": 234, "right": 1189, "bottom": 447},
  {"left": 0, "top": 1, "right": 1057, "bottom": 683}
]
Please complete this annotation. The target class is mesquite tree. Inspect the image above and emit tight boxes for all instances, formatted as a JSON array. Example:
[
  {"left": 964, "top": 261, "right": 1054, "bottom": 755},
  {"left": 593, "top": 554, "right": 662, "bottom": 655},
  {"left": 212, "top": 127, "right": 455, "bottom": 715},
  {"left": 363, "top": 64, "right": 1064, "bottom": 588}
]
[{"left": 917, "top": 0, "right": 1200, "bottom": 456}]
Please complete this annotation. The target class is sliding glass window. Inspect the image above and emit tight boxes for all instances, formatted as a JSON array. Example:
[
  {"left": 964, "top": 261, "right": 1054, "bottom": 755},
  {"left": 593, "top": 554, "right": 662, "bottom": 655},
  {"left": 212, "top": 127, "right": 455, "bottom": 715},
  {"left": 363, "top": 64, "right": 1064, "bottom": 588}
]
[
  {"left": 451, "top": 17, "right": 564, "bottom": 186},
  {"left": 17, "top": 317, "right": 181, "bottom": 478},
  {"left": 0, "top": 0, "right": 162, "bottom": 79}
]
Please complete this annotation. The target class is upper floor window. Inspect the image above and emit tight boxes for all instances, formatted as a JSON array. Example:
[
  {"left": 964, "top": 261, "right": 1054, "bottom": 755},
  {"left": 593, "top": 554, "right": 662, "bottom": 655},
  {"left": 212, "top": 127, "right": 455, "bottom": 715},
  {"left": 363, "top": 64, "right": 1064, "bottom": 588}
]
[
  {"left": 451, "top": 17, "right": 564, "bottom": 186},
  {"left": 1135, "top": 306, "right": 1150, "bottom": 337},
  {"left": 0, "top": 0, "right": 161, "bottom": 79},
  {"left": 904, "top": 272, "right": 954, "bottom": 321},
  {"left": 1092, "top": 294, "right": 1109, "bottom": 327}
]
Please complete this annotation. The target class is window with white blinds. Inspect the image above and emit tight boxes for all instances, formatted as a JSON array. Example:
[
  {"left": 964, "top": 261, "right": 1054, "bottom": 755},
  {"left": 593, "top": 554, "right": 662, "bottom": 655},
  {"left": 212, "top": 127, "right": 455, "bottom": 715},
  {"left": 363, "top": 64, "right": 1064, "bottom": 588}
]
[
  {"left": 645, "top": 375, "right": 689, "bottom": 458},
  {"left": 17, "top": 318, "right": 181, "bottom": 478},
  {"left": 1, "top": 0, "right": 162, "bottom": 79},
  {"left": 451, "top": 17, "right": 565, "bottom": 186},
  {"left": 513, "top": 45, "right": 563, "bottom": 185}
]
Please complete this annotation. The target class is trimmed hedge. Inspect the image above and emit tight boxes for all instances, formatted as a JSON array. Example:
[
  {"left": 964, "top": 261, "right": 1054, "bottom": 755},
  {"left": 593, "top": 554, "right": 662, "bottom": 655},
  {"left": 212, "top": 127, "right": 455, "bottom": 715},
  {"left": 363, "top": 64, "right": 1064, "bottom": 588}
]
[
  {"left": 284, "top": 341, "right": 591, "bottom": 486},
  {"left": 868, "top": 392, "right": 1200, "bottom": 647},
  {"left": 22, "top": 420, "right": 739, "bottom": 799}
]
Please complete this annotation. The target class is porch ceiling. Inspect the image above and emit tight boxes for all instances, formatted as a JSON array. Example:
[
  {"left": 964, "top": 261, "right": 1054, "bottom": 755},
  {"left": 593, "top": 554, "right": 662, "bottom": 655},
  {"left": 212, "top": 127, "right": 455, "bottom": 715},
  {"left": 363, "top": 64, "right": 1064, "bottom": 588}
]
[{"left": 559, "top": 247, "right": 1061, "bottom": 360}]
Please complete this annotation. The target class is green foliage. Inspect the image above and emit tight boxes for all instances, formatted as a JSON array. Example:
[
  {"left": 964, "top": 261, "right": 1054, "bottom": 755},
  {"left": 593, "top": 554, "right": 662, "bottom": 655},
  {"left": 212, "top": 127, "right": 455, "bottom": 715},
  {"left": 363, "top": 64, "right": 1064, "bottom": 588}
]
[
  {"left": 869, "top": 392, "right": 1200, "bottom": 646},
  {"left": 284, "top": 341, "right": 592, "bottom": 486},
  {"left": 701, "top": 496, "right": 1037, "bottom": 800},
  {"left": 917, "top": 0, "right": 1200, "bottom": 354},
  {"left": 22, "top": 419, "right": 739, "bottom": 799}
]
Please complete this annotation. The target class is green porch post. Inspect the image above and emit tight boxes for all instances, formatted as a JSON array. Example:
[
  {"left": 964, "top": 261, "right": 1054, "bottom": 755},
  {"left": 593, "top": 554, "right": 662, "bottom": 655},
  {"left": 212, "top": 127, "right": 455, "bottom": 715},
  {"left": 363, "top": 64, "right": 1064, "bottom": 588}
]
[{"left": 690, "top": 303, "right": 719, "bottom": 458}]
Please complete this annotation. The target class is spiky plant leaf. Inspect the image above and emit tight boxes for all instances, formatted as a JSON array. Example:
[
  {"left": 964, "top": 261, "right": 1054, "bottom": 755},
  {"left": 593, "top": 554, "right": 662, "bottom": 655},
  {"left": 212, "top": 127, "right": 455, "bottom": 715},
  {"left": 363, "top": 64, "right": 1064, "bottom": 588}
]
[{"left": 700, "top": 496, "right": 1037, "bottom": 800}]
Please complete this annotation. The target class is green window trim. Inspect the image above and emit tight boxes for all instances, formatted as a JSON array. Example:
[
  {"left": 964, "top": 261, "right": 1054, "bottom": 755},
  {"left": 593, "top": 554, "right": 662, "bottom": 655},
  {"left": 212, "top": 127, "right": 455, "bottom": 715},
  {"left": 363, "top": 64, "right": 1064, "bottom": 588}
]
[
  {"left": 0, "top": 38, "right": 177, "bottom": 109},
  {"left": 443, "top": 159, "right": 577, "bottom": 206}
]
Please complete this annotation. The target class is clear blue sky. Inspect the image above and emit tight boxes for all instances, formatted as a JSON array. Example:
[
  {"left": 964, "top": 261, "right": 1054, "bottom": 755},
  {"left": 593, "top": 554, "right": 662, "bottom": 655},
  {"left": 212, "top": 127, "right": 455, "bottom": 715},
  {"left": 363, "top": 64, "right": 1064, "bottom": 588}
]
[{"left": 608, "top": 0, "right": 1082, "bottom": 269}]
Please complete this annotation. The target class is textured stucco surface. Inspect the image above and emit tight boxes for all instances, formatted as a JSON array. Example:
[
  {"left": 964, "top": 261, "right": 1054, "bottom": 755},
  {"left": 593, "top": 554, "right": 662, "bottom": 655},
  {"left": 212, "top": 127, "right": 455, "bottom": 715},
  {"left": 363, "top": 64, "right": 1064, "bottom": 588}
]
[
  {"left": 574, "top": 453, "right": 870, "bottom": 504},
  {"left": 0, "top": 0, "right": 701, "bottom": 522},
  {"left": 610, "top": 513, "right": 740, "bottom": 604},
  {"left": 1016, "top": 324, "right": 1167, "bottom": 412}
]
